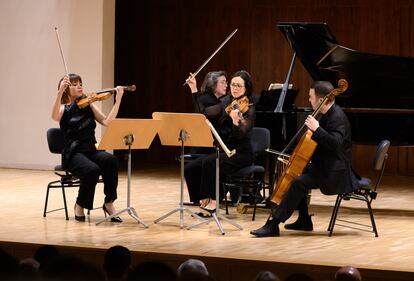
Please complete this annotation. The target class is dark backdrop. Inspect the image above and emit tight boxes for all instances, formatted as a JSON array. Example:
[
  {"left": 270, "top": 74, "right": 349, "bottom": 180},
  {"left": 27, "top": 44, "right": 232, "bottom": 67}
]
[{"left": 114, "top": 0, "right": 414, "bottom": 175}]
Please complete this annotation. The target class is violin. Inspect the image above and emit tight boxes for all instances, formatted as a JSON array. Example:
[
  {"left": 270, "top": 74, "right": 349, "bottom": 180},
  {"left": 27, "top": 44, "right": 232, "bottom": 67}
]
[
  {"left": 225, "top": 95, "right": 251, "bottom": 121},
  {"left": 76, "top": 85, "right": 136, "bottom": 109}
]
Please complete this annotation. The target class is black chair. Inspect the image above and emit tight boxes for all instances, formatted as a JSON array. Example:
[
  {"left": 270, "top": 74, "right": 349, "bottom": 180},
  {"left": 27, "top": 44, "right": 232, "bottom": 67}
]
[
  {"left": 223, "top": 127, "right": 271, "bottom": 221},
  {"left": 44, "top": 128, "right": 79, "bottom": 220},
  {"left": 328, "top": 140, "right": 390, "bottom": 237},
  {"left": 44, "top": 128, "right": 100, "bottom": 220}
]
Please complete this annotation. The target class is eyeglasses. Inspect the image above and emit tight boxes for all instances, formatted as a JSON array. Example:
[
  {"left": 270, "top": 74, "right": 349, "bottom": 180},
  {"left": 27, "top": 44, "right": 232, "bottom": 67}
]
[
  {"left": 230, "top": 83, "right": 245, "bottom": 89},
  {"left": 218, "top": 80, "right": 228, "bottom": 85}
]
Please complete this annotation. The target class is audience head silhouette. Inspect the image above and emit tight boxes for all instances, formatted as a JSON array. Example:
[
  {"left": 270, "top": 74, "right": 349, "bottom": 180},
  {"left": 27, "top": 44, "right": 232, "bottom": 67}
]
[
  {"left": 34, "top": 244, "right": 59, "bottom": 273},
  {"left": 177, "top": 259, "right": 209, "bottom": 277},
  {"left": 334, "top": 266, "right": 362, "bottom": 281},
  {"left": 253, "top": 270, "right": 280, "bottom": 281},
  {"left": 0, "top": 248, "right": 19, "bottom": 280},
  {"left": 104, "top": 245, "right": 131, "bottom": 281}
]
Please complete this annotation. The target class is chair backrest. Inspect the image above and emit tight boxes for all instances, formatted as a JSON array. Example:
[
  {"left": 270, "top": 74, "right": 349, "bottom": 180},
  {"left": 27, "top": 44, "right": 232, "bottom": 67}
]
[
  {"left": 250, "top": 127, "right": 271, "bottom": 154},
  {"left": 372, "top": 139, "right": 390, "bottom": 191},
  {"left": 373, "top": 140, "right": 390, "bottom": 171},
  {"left": 47, "top": 128, "right": 64, "bottom": 154}
]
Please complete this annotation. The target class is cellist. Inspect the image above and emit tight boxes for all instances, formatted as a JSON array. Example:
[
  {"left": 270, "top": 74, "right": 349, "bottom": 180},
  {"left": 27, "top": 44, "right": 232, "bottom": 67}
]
[{"left": 251, "top": 81, "right": 360, "bottom": 237}]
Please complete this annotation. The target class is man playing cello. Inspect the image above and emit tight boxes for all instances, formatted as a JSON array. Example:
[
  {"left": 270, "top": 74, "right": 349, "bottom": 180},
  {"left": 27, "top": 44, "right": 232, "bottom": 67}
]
[{"left": 251, "top": 81, "right": 360, "bottom": 237}]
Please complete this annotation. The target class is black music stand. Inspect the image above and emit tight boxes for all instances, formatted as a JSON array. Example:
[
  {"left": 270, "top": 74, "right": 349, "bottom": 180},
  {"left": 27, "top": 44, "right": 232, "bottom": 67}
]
[
  {"left": 187, "top": 119, "right": 243, "bottom": 235},
  {"left": 95, "top": 118, "right": 160, "bottom": 227},
  {"left": 152, "top": 112, "right": 212, "bottom": 228}
]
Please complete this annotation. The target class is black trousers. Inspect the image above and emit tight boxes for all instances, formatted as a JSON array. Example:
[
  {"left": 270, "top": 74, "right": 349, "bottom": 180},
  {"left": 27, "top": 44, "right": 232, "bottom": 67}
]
[
  {"left": 184, "top": 151, "right": 254, "bottom": 202},
  {"left": 67, "top": 150, "right": 118, "bottom": 210},
  {"left": 274, "top": 166, "right": 347, "bottom": 223},
  {"left": 273, "top": 173, "right": 317, "bottom": 223}
]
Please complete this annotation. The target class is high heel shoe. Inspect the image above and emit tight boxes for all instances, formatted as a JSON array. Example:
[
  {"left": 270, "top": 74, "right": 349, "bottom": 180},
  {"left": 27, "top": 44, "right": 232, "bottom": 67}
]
[
  {"left": 103, "top": 204, "right": 123, "bottom": 223},
  {"left": 74, "top": 204, "right": 85, "bottom": 222},
  {"left": 200, "top": 202, "right": 216, "bottom": 213}
]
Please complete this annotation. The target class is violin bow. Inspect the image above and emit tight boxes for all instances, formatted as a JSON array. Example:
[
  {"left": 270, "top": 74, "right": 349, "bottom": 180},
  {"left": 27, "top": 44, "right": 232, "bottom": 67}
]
[
  {"left": 54, "top": 27, "right": 69, "bottom": 76},
  {"left": 183, "top": 28, "right": 238, "bottom": 86}
]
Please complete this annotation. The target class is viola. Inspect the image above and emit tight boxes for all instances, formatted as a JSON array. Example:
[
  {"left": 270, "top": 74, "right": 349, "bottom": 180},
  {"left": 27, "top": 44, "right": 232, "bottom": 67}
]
[
  {"left": 225, "top": 95, "right": 251, "bottom": 123},
  {"left": 225, "top": 95, "right": 250, "bottom": 116},
  {"left": 76, "top": 85, "right": 136, "bottom": 109}
]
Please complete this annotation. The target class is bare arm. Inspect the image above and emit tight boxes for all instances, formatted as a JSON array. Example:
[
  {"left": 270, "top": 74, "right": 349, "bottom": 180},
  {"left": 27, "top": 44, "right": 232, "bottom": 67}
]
[
  {"left": 51, "top": 76, "right": 70, "bottom": 122},
  {"left": 91, "top": 86, "right": 124, "bottom": 126}
]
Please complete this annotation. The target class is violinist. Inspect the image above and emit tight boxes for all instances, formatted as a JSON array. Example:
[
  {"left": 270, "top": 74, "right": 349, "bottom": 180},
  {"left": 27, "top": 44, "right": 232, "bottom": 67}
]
[
  {"left": 186, "top": 70, "right": 228, "bottom": 147},
  {"left": 184, "top": 70, "right": 255, "bottom": 212},
  {"left": 251, "top": 81, "right": 360, "bottom": 237},
  {"left": 51, "top": 73, "right": 125, "bottom": 222},
  {"left": 184, "top": 71, "right": 228, "bottom": 204}
]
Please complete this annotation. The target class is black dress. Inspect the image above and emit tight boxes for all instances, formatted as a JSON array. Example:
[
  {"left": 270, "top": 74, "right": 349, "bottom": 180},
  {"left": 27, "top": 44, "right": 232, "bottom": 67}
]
[
  {"left": 184, "top": 94, "right": 255, "bottom": 202},
  {"left": 60, "top": 103, "right": 118, "bottom": 210}
]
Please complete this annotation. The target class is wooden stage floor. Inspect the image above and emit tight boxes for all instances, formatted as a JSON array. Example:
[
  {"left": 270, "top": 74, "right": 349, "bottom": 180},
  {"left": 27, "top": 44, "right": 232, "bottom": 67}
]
[{"left": 1, "top": 166, "right": 414, "bottom": 280}]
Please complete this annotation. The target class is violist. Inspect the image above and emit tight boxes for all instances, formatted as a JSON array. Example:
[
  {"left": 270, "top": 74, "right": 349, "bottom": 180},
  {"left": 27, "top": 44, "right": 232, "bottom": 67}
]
[{"left": 184, "top": 70, "right": 256, "bottom": 212}]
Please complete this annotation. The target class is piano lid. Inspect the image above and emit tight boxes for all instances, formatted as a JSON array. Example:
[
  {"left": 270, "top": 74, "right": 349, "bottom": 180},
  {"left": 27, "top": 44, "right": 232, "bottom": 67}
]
[{"left": 277, "top": 22, "right": 414, "bottom": 109}]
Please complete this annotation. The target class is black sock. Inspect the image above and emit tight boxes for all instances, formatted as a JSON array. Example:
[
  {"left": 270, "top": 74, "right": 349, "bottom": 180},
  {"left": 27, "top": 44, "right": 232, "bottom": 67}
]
[{"left": 269, "top": 216, "right": 280, "bottom": 224}]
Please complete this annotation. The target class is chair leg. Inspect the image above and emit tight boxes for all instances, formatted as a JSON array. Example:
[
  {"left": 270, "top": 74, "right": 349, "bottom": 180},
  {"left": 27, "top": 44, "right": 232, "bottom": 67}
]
[
  {"left": 61, "top": 183, "right": 69, "bottom": 220},
  {"left": 252, "top": 182, "right": 261, "bottom": 221},
  {"left": 366, "top": 199, "right": 379, "bottom": 237},
  {"left": 43, "top": 182, "right": 54, "bottom": 217},
  {"left": 328, "top": 195, "right": 340, "bottom": 231},
  {"left": 328, "top": 195, "right": 343, "bottom": 236}
]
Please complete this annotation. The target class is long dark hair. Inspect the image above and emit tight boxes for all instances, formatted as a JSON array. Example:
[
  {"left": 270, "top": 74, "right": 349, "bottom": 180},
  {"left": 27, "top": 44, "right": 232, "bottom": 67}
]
[{"left": 58, "top": 73, "right": 82, "bottom": 104}]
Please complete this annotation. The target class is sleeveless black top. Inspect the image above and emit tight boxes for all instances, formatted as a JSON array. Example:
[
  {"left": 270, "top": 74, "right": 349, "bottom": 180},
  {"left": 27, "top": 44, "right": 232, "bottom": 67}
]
[{"left": 59, "top": 103, "right": 97, "bottom": 168}]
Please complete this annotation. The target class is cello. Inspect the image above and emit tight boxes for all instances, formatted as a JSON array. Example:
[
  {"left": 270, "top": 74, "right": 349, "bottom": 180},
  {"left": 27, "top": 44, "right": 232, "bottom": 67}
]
[{"left": 270, "top": 79, "right": 348, "bottom": 204}]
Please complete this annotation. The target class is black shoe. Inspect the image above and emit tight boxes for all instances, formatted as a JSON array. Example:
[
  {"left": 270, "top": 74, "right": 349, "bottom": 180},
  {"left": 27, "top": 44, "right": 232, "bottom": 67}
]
[
  {"left": 74, "top": 214, "right": 86, "bottom": 222},
  {"left": 284, "top": 215, "right": 313, "bottom": 231},
  {"left": 74, "top": 204, "right": 85, "bottom": 222},
  {"left": 250, "top": 218, "right": 280, "bottom": 237},
  {"left": 103, "top": 204, "right": 123, "bottom": 223}
]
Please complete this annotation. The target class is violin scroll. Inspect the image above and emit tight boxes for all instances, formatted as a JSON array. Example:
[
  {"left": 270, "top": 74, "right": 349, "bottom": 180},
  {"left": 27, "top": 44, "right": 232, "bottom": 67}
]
[{"left": 124, "top": 85, "right": 136, "bottom": 92}]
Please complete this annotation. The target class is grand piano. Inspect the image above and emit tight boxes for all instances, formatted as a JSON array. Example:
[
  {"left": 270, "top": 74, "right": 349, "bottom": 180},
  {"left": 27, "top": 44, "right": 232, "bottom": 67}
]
[{"left": 270, "top": 22, "right": 414, "bottom": 145}]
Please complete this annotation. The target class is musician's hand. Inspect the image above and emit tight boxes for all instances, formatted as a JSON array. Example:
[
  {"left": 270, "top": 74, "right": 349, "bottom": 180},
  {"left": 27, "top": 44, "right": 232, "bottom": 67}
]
[
  {"left": 186, "top": 73, "right": 198, "bottom": 93},
  {"left": 59, "top": 76, "right": 71, "bottom": 91},
  {"left": 305, "top": 115, "right": 319, "bottom": 132},
  {"left": 230, "top": 109, "right": 241, "bottom": 125},
  {"left": 115, "top": 86, "right": 124, "bottom": 101}
]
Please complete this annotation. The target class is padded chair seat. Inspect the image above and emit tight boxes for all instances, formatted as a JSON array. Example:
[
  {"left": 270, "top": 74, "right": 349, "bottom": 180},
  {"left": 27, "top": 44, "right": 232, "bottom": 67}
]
[
  {"left": 223, "top": 127, "right": 271, "bottom": 221},
  {"left": 231, "top": 165, "right": 265, "bottom": 176},
  {"left": 356, "top": 177, "right": 372, "bottom": 189}
]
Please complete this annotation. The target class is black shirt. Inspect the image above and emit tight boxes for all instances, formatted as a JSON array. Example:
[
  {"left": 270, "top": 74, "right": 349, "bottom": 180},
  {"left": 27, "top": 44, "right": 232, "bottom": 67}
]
[{"left": 59, "top": 103, "right": 97, "bottom": 167}]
